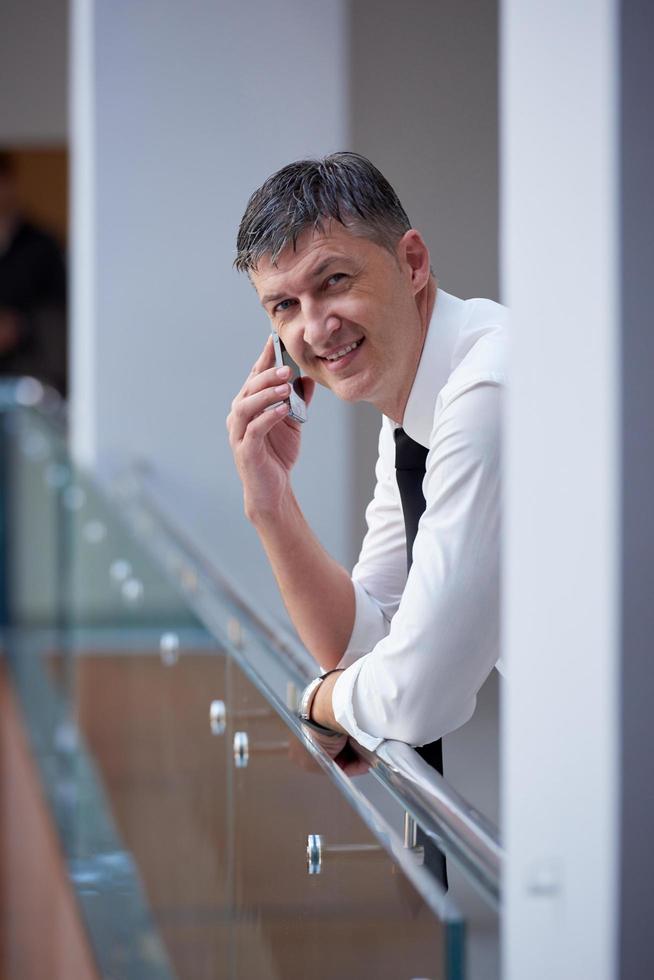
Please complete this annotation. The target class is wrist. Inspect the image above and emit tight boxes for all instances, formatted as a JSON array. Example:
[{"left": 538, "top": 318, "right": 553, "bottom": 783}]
[
  {"left": 299, "top": 669, "right": 343, "bottom": 733},
  {"left": 246, "top": 486, "right": 297, "bottom": 530}
]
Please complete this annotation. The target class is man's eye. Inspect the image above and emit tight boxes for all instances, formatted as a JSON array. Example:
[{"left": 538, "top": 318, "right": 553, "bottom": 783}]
[
  {"left": 274, "top": 299, "right": 296, "bottom": 314},
  {"left": 326, "top": 273, "right": 347, "bottom": 287}
]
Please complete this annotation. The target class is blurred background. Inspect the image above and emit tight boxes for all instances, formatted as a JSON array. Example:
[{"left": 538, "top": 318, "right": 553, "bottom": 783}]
[
  {"left": 1, "top": 0, "right": 500, "bottom": 604},
  {"left": 1, "top": 3, "right": 504, "bottom": 976},
  {"left": 1, "top": 2, "right": 651, "bottom": 979}
]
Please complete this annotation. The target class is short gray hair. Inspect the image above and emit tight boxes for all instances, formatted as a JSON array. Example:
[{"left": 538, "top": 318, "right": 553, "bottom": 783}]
[{"left": 234, "top": 152, "right": 411, "bottom": 273}]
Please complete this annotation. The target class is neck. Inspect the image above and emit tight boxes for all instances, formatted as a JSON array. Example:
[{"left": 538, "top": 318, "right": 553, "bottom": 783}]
[{"left": 378, "top": 275, "right": 437, "bottom": 424}]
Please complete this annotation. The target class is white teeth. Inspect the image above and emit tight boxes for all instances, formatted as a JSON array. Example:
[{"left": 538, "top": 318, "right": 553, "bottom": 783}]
[{"left": 324, "top": 339, "right": 361, "bottom": 361}]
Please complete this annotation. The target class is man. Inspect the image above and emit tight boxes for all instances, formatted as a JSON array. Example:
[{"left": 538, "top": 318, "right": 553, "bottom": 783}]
[
  {"left": 227, "top": 153, "right": 507, "bottom": 765},
  {"left": 0, "top": 152, "right": 67, "bottom": 395}
]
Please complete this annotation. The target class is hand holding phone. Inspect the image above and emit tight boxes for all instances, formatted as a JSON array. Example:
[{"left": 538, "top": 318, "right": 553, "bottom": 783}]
[
  {"left": 271, "top": 330, "right": 307, "bottom": 424},
  {"left": 227, "top": 334, "right": 313, "bottom": 521}
]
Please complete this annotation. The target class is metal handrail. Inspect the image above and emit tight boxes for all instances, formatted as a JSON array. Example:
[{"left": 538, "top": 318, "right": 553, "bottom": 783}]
[
  {"left": 112, "top": 465, "right": 503, "bottom": 905},
  {"left": 368, "top": 741, "right": 502, "bottom": 901}
]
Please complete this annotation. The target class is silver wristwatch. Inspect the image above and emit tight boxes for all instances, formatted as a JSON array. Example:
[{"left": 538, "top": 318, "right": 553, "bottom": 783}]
[{"left": 298, "top": 669, "right": 342, "bottom": 735}]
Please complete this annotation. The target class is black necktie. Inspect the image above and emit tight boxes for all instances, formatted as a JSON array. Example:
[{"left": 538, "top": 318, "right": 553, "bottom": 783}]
[
  {"left": 394, "top": 427, "right": 430, "bottom": 574},
  {"left": 394, "top": 427, "right": 448, "bottom": 886}
]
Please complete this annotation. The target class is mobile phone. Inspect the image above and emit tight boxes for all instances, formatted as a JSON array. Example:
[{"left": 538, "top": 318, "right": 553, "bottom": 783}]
[{"left": 271, "top": 331, "right": 307, "bottom": 424}]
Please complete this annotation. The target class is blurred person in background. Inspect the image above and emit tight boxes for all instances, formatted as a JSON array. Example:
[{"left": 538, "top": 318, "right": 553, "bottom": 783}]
[
  {"left": 228, "top": 153, "right": 508, "bottom": 782},
  {"left": 0, "top": 151, "right": 67, "bottom": 396}
]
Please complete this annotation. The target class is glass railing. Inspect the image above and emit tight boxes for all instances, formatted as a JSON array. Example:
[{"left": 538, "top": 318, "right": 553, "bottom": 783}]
[{"left": 0, "top": 382, "right": 502, "bottom": 980}]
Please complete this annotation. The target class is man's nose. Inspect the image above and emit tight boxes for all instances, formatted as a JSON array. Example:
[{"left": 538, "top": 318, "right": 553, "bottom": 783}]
[{"left": 302, "top": 306, "right": 340, "bottom": 350}]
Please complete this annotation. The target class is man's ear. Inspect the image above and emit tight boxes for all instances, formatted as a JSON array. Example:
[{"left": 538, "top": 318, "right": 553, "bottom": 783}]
[{"left": 397, "top": 230, "right": 431, "bottom": 295}]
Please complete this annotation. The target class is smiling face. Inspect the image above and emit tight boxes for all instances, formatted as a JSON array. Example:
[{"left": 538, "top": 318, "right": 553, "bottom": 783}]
[{"left": 250, "top": 221, "right": 434, "bottom": 421}]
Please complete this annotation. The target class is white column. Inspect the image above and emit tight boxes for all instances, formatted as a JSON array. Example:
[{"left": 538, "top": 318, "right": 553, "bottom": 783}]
[
  {"left": 70, "top": 0, "right": 96, "bottom": 464},
  {"left": 501, "top": 2, "right": 619, "bottom": 978}
]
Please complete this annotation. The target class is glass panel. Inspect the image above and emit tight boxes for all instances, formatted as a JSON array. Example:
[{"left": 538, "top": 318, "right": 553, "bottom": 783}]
[
  {"left": 1, "top": 401, "right": 502, "bottom": 979},
  {"left": 226, "top": 658, "right": 448, "bottom": 979},
  {"left": 4, "top": 409, "right": 199, "bottom": 633},
  {"left": 7, "top": 635, "right": 457, "bottom": 979}
]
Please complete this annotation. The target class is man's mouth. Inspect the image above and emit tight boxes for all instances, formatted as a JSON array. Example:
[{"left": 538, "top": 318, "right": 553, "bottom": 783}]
[{"left": 318, "top": 338, "right": 364, "bottom": 362}]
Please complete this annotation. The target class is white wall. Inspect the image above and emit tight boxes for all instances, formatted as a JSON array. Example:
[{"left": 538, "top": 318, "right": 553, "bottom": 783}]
[
  {"left": 0, "top": 0, "right": 68, "bottom": 143},
  {"left": 502, "top": 2, "right": 619, "bottom": 978},
  {"left": 350, "top": 0, "right": 499, "bottom": 302},
  {"left": 71, "top": 0, "right": 351, "bottom": 614},
  {"left": 348, "top": 0, "right": 500, "bottom": 542}
]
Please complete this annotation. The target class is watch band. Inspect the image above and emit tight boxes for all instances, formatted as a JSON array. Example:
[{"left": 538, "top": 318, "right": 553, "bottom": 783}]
[
  {"left": 300, "top": 716, "right": 344, "bottom": 738},
  {"left": 298, "top": 676, "right": 323, "bottom": 723},
  {"left": 298, "top": 668, "right": 341, "bottom": 728}
]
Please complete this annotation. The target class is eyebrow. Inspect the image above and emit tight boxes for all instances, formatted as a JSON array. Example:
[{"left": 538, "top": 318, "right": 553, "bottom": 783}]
[{"left": 260, "top": 256, "right": 350, "bottom": 307}]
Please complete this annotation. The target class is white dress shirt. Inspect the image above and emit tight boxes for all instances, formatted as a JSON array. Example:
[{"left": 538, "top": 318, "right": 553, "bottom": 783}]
[{"left": 331, "top": 288, "right": 508, "bottom": 751}]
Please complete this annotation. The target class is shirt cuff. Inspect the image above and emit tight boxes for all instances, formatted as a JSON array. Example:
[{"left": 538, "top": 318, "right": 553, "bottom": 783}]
[
  {"left": 332, "top": 658, "right": 385, "bottom": 752},
  {"left": 337, "top": 579, "right": 391, "bottom": 670}
]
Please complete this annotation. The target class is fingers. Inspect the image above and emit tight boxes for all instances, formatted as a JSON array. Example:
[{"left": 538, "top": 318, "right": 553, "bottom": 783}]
[
  {"left": 228, "top": 334, "right": 308, "bottom": 446},
  {"left": 249, "top": 334, "right": 275, "bottom": 376},
  {"left": 302, "top": 727, "right": 348, "bottom": 759},
  {"left": 240, "top": 364, "right": 290, "bottom": 399},
  {"left": 338, "top": 755, "right": 370, "bottom": 776},
  {"left": 239, "top": 334, "right": 289, "bottom": 399},
  {"left": 235, "top": 400, "right": 288, "bottom": 456},
  {"left": 334, "top": 739, "right": 369, "bottom": 775},
  {"left": 227, "top": 384, "right": 290, "bottom": 444}
]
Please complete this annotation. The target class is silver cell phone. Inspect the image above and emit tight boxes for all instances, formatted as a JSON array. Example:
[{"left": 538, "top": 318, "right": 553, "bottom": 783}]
[{"left": 271, "top": 331, "right": 307, "bottom": 424}]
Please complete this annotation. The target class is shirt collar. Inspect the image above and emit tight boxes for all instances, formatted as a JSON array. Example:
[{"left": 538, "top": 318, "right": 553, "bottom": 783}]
[{"left": 401, "top": 288, "right": 465, "bottom": 448}]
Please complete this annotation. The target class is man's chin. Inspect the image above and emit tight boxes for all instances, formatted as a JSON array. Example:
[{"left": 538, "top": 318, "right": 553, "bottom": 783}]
[{"left": 328, "top": 373, "right": 373, "bottom": 404}]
